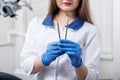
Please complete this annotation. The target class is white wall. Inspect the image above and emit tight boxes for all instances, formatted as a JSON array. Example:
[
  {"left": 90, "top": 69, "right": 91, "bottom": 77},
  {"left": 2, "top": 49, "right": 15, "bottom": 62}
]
[
  {"left": 113, "top": 0, "right": 120, "bottom": 79},
  {"left": 0, "top": 17, "right": 15, "bottom": 74},
  {"left": 0, "top": 0, "right": 120, "bottom": 80},
  {"left": 90, "top": 0, "right": 113, "bottom": 79}
]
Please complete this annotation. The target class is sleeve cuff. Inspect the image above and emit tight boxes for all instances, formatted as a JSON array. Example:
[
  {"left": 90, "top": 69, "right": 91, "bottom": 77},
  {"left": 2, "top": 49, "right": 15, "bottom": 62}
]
[
  {"left": 85, "top": 65, "right": 99, "bottom": 80},
  {"left": 22, "top": 55, "right": 38, "bottom": 79}
]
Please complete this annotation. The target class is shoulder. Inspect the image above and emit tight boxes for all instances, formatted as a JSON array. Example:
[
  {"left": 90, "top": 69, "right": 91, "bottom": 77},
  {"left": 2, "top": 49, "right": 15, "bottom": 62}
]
[
  {"left": 27, "top": 17, "right": 46, "bottom": 31},
  {"left": 82, "top": 22, "right": 99, "bottom": 35},
  {"left": 28, "top": 17, "right": 44, "bottom": 26},
  {"left": 79, "top": 22, "right": 100, "bottom": 41}
]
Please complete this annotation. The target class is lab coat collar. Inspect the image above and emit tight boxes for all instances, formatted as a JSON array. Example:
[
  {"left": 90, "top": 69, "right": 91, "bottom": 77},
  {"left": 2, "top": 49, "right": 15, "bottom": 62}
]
[{"left": 42, "top": 15, "right": 84, "bottom": 30}]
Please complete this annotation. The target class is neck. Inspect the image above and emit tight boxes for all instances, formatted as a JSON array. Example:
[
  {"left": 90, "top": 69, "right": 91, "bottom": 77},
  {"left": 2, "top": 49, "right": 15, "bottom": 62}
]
[
  {"left": 57, "top": 10, "right": 76, "bottom": 19},
  {"left": 53, "top": 10, "right": 77, "bottom": 27}
]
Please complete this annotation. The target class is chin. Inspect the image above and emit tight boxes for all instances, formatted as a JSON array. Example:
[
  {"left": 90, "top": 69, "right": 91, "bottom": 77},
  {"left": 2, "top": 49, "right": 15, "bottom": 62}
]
[{"left": 62, "top": 9, "right": 73, "bottom": 12}]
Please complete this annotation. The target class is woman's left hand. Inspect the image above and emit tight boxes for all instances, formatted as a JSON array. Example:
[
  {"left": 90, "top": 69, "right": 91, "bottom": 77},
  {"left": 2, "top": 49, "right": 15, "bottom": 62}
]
[{"left": 59, "top": 39, "right": 83, "bottom": 68}]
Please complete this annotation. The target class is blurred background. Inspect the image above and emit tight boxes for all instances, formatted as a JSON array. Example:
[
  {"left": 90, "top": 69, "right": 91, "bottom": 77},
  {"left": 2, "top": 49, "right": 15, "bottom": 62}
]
[{"left": 0, "top": 0, "right": 120, "bottom": 80}]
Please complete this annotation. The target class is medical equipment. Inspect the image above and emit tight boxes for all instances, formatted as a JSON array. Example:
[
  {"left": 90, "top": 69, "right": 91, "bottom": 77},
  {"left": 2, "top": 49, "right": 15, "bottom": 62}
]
[
  {"left": 65, "top": 12, "right": 72, "bottom": 39},
  {"left": 56, "top": 12, "right": 72, "bottom": 40},
  {"left": 0, "top": 0, "right": 32, "bottom": 18},
  {"left": 55, "top": 12, "right": 73, "bottom": 80}
]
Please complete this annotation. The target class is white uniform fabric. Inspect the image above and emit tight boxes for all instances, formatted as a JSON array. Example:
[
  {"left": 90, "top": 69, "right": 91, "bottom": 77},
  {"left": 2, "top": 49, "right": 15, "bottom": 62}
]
[{"left": 20, "top": 17, "right": 100, "bottom": 80}]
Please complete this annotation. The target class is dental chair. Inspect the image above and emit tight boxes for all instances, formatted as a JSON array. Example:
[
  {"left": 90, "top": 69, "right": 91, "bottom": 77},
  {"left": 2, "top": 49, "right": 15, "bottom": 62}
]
[{"left": 0, "top": 72, "right": 22, "bottom": 80}]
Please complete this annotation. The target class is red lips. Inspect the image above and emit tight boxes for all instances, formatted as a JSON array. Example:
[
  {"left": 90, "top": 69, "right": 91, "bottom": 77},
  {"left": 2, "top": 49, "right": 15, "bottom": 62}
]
[{"left": 63, "top": 2, "right": 71, "bottom": 6}]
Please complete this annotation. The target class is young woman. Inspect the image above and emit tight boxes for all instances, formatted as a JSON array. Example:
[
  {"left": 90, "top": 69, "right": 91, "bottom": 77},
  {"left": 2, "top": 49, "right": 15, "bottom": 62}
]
[{"left": 21, "top": 0, "right": 100, "bottom": 80}]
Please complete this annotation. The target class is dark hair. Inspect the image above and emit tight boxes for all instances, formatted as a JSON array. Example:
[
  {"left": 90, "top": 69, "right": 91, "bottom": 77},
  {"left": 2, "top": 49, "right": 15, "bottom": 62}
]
[{"left": 47, "top": 0, "right": 93, "bottom": 24}]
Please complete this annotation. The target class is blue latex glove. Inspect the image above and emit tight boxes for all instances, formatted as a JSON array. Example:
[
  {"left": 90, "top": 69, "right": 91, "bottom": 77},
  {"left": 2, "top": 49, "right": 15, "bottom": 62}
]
[
  {"left": 42, "top": 41, "right": 63, "bottom": 66},
  {"left": 59, "top": 39, "right": 83, "bottom": 68}
]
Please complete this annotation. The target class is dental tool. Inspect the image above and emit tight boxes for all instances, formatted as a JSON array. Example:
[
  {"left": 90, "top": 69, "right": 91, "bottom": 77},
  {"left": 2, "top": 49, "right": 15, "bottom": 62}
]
[
  {"left": 65, "top": 12, "right": 72, "bottom": 39},
  {"left": 55, "top": 12, "right": 72, "bottom": 80},
  {"left": 56, "top": 12, "right": 72, "bottom": 40},
  {"left": 56, "top": 19, "right": 61, "bottom": 40}
]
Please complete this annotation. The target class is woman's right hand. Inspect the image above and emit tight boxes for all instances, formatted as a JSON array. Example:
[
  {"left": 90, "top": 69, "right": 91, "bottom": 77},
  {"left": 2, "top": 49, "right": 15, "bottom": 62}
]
[{"left": 41, "top": 41, "right": 64, "bottom": 66}]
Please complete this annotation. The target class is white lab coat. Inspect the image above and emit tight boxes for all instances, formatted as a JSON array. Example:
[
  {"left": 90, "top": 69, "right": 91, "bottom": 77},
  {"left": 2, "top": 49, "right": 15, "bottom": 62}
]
[{"left": 20, "top": 17, "right": 100, "bottom": 80}]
